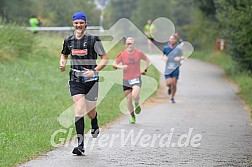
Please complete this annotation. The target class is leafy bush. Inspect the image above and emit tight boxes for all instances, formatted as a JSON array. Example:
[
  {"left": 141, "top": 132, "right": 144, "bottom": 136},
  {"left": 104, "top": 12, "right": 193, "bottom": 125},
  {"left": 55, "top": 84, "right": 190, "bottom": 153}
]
[{"left": 194, "top": 0, "right": 252, "bottom": 73}]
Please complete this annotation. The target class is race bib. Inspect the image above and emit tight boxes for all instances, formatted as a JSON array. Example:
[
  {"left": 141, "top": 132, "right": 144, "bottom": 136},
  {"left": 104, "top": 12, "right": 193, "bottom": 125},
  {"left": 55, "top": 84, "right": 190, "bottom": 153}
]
[{"left": 128, "top": 78, "right": 140, "bottom": 85}]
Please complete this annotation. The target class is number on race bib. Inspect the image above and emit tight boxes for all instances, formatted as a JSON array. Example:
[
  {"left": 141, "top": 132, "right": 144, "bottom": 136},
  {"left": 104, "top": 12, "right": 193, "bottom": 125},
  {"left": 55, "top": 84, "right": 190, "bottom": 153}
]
[{"left": 128, "top": 78, "right": 140, "bottom": 85}]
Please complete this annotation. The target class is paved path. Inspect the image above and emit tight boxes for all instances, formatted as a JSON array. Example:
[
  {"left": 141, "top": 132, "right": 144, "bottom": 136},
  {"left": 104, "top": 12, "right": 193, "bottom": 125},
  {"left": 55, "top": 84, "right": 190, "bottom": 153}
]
[{"left": 20, "top": 59, "right": 252, "bottom": 167}]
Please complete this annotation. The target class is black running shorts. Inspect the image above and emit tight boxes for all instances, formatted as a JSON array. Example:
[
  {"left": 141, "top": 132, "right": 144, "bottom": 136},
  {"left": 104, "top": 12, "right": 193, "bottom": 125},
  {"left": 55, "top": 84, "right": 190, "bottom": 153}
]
[{"left": 69, "top": 80, "right": 98, "bottom": 101}]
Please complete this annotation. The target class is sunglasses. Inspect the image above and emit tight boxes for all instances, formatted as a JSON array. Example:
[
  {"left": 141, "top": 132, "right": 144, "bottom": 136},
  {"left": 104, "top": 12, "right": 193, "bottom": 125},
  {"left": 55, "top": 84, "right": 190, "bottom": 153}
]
[{"left": 126, "top": 43, "right": 134, "bottom": 45}]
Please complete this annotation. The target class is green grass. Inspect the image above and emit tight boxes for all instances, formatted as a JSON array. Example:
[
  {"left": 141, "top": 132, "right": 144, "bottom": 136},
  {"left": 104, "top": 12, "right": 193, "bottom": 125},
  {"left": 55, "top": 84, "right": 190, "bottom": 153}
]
[
  {"left": 0, "top": 33, "right": 159, "bottom": 167},
  {"left": 191, "top": 51, "right": 252, "bottom": 116},
  {"left": 0, "top": 34, "right": 71, "bottom": 166},
  {"left": 0, "top": 25, "right": 36, "bottom": 61}
]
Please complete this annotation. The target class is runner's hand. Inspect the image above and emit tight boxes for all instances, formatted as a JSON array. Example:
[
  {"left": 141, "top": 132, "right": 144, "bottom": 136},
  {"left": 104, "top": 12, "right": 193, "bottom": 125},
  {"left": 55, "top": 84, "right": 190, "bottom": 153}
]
[
  {"left": 174, "top": 57, "right": 181, "bottom": 61},
  {"left": 122, "top": 65, "right": 128, "bottom": 70},
  {"left": 141, "top": 71, "right": 146, "bottom": 75},
  {"left": 83, "top": 68, "right": 95, "bottom": 78},
  {"left": 162, "top": 56, "right": 168, "bottom": 62},
  {"left": 59, "top": 60, "right": 66, "bottom": 72}
]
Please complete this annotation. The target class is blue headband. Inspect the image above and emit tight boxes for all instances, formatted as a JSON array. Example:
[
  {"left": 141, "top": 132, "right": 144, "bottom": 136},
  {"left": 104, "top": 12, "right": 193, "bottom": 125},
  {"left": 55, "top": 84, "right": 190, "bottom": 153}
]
[{"left": 72, "top": 12, "right": 87, "bottom": 21}]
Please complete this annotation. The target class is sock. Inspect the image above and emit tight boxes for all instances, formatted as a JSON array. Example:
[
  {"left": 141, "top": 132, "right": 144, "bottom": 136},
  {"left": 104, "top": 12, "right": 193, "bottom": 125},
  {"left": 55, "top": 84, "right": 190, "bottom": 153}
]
[
  {"left": 75, "top": 116, "right": 84, "bottom": 148},
  {"left": 91, "top": 112, "right": 98, "bottom": 129},
  {"left": 130, "top": 111, "right": 135, "bottom": 117}
]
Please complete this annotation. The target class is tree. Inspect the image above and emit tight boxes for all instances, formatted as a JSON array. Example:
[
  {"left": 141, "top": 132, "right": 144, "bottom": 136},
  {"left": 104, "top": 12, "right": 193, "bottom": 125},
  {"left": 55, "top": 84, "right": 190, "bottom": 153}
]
[
  {"left": 104, "top": 0, "right": 137, "bottom": 28},
  {"left": 193, "top": 0, "right": 252, "bottom": 72},
  {"left": 0, "top": 0, "right": 100, "bottom": 26},
  {"left": 194, "top": 0, "right": 217, "bottom": 20},
  {"left": 0, "top": 0, "right": 33, "bottom": 25},
  {"left": 172, "top": 0, "right": 195, "bottom": 38},
  {"left": 131, "top": 0, "right": 173, "bottom": 30},
  {"left": 215, "top": 0, "right": 252, "bottom": 71}
]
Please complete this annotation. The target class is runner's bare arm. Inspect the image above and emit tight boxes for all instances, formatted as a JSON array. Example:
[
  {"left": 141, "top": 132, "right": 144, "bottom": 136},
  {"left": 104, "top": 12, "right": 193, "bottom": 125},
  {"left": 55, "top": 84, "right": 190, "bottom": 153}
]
[
  {"left": 162, "top": 54, "right": 168, "bottom": 62},
  {"left": 94, "top": 54, "right": 109, "bottom": 72},
  {"left": 112, "top": 60, "right": 127, "bottom": 70},
  {"left": 85, "top": 54, "right": 109, "bottom": 77},
  {"left": 175, "top": 55, "right": 185, "bottom": 62},
  {"left": 59, "top": 54, "right": 68, "bottom": 72},
  {"left": 141, "top": 56, "right": 150, "bottom": 75}
]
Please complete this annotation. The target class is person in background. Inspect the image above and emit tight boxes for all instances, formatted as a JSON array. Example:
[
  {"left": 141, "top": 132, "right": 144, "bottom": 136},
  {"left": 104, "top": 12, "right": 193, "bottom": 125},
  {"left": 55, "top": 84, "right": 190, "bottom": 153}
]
[
  {"left": 113, "top": 37, "right": 149, "bottom": 124},
  {"left": 174, "top": 32, "right": 183, "bottom": 45},
  {"left": 29, "top": 15, "right": 40, "bottom": 34},
  {"left": 143, "top": 19, "right": 157, "bottom": 53},
  {"left": 162, "top": 35, "right": 185, "bottom": 103}
]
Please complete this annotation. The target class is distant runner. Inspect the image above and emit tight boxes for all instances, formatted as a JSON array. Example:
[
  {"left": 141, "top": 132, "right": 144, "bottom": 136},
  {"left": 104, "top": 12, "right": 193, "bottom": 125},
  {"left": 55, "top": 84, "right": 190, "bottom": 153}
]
[
  {"left": 113, "top": 37, "right": 149, "bottom": 123},
  {"left": 143, "top": 19, "right": 157, "bottom": 53},
  {"left": 162, "top": 35, "right": 185, "bottom": 103}
]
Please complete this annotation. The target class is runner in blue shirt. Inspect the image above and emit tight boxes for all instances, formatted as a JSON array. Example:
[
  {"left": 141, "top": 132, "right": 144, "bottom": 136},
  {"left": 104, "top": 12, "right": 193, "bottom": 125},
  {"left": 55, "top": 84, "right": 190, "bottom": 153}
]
[{"left": 162, "top": 35, "right": 185, "bottom": 103}]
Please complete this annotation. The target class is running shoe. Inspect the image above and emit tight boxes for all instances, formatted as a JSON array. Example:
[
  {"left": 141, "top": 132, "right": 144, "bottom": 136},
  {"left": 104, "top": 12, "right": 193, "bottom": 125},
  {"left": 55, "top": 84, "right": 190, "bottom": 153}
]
[
  {"left": 171, "top": 98, "right": 176, "bottom": 103},
  {"left": 135, "top": 105, "right": 141, "bottom": 114},
  {"left": 72, "top": 146, "right": 84, "bottom": 156},
  {"left": 91, "top": 127, "right": 99, "bottom": 138},
  {"left": 129, "top": 116, "right": 136, "bottom": 124}
]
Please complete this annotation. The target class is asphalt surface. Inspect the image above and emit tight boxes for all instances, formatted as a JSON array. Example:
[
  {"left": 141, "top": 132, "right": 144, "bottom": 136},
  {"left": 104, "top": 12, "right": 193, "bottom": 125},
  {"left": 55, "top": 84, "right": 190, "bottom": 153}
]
[{"left": 20, "top": 58, "right": 252, "bottom": 167}]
